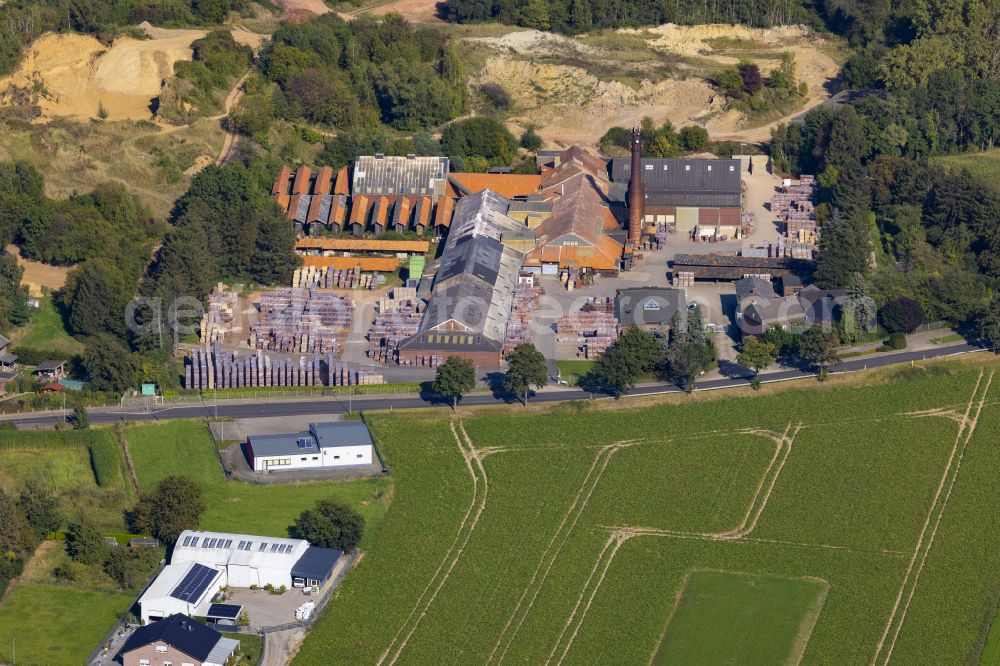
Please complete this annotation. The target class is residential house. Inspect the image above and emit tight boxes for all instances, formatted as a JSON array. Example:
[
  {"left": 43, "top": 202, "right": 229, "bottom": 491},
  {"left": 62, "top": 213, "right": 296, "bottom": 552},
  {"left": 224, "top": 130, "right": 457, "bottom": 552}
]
[
  {"left": 245, "top": 420, "right": 375, "bottom": 472},
  {"left": 115, "top": 614, "right": 238, "bottom": 666}
]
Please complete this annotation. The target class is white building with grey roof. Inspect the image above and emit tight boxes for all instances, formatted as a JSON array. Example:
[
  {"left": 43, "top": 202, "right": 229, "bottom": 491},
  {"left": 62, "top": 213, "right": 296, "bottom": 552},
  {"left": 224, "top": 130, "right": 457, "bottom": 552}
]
[
  {"left": 138, "top": 529, "right": 344, "bottom": 623},
  {"left": 245, "top": 421, "right": 375, "bottom": 473}
]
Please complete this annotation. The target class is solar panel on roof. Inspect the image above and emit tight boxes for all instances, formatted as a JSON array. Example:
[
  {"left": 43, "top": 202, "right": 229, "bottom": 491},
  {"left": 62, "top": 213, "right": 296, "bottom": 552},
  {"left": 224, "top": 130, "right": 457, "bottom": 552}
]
[
  {"left": 169, "top": 563, "right": 219, "bottom": 603},
  {"left": 207, "top": 603, "right": 243, "bottom": 620}
]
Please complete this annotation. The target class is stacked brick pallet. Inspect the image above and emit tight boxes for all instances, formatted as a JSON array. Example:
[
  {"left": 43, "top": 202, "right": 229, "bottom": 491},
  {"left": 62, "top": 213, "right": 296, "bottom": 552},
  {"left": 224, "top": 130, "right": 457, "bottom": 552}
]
[
  {"left": 366, "top": 299, "right": 422, "bottom": 364},
  {"left": 398, "top": 354, "right": 444, "bottom": 368},
  {"left": 772, "top": 176, "right": 818, "bottom": 246},
  {"left": 185, "top": 345, "right": 326, "bottom": 389},
  {"left": 200, "top": 284, "right": 241, "bottom": 344},
  {"left": 250, "top": 289, "right": 353, "bottom": 355},
  {"left": 327, "top": 362, "right": 385, "bottom": 386},
  {"left": 555, "top": 298, "right": 619, "bottom": 359},
  {"left": 673, "top": 271, "right": 695, "bottom": 288},
  {"left": 503, "top": 283, "right": 544, "bottom": 355},
  {"left": 292, "top": 266, "right": 378, "bottom": 290}
]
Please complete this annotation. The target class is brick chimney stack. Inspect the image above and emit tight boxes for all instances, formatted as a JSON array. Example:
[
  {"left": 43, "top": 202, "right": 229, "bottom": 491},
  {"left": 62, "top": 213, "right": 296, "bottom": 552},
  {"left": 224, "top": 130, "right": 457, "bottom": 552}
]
[{"left": 628, "top": 125, "right": 643, "bottom": 244}]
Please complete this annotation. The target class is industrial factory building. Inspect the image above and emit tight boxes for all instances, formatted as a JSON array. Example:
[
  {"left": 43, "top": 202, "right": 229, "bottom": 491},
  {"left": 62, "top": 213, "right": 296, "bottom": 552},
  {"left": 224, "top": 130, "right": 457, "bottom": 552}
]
[
  {"left": 352, "top": 154, "right": 449, "bottom": 201},
  {"left": 138, "top": 530, "right": 343, "bottom": 623},
  {"left": 609, "top": 147, "right": 742, "bottom": 237},
  {"left": 397, "top": 190, "right": 526, "bottom": 366}
]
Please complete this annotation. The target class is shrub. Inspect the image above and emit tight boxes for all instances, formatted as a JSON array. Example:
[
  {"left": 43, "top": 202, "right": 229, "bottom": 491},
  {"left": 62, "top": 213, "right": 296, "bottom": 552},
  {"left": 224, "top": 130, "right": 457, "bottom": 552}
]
[{"left": 886, "top": 332, "right": 907, "bottom": 350}]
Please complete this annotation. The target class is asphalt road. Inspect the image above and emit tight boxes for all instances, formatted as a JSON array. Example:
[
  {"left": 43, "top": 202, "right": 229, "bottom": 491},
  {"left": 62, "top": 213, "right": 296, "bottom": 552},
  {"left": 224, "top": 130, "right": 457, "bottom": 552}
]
[{"left": 2, "top": 342, "right": 984, "bottom": 429}]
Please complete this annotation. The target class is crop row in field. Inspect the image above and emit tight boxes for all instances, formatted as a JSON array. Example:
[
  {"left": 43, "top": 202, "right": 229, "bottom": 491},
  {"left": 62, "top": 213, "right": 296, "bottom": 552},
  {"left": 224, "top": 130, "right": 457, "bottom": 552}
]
[{"left": 294, "top": 360, "right": 1000, "bottom": 665}]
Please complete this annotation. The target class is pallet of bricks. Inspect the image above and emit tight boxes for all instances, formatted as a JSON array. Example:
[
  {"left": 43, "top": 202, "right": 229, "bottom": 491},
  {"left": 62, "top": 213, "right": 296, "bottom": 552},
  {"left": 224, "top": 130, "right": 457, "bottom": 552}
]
[
  {"left": 326, "top": 360, "right": 385, "bottom": 386},
  {"left": 503, "top": 283, "right": 545, "bottom": 355},
  {"left": 200, "top": 284, "right": 240, "bottom": 344},
  {"left": 185, "top": 346, "right": 325, "bottom": 389},
  {"left": 555, "top": 298, "right": 618, "bottom": 359},
  {"left": 673, "top": 271, "right": 694, "bottom": 288},
  {"left": 251, "top": 288, "right": 352, "bottom": 355},
  {"left": 293, "top": 266, "right": 377, "bottom": 290},
  {"left": 366, "top": 298, "right": 422, "bottom": 364},
  {"left": 403, "top": 354, "right": 445, "bottom": 368}
]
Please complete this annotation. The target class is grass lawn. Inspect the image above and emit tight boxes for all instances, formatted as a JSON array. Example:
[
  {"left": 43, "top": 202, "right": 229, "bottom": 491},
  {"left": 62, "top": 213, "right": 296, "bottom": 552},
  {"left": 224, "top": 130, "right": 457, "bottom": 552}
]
[
  {"left": 652, "top": 571, "right": 827, "bottom": 665},
  {"left": 125, "top": 421, "right": 392, "bottom": 548},
  {"left": 0, "top": 447, "right": 93, "bottom": 494},
  {"left": 930, "top": 333, "right": 966, "bottom": 344},
  {"left": 13, "top": 291, "right": 84, "bottom": 354},
  {"left": 295, "top": 357, "right": 1000, "bottom": 665},
  {"left": 224, "top": 631, "right": 263, "bottom": 665},
  {"left": 555, "top": 360, "right": 593, "bottom": 385},
  {"left": 981, "top": 613, "right": 1000, "bottom": 665},
  {"left": 0, "top": 582, "right": 132, "bottom": 665}
]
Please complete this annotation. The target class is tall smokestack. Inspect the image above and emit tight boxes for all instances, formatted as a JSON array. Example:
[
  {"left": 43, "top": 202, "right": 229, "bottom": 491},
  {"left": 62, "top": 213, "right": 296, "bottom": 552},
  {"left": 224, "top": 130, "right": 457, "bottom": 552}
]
[{"left": 628, "top": 126, "right": 643, "bottom": 244}]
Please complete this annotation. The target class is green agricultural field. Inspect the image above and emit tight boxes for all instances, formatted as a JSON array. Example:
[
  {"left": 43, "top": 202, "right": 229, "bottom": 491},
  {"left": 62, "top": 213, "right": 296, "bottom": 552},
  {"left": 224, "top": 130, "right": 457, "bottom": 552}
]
[
  {"left": 295, "top": 357, "right": 1000, "bottom": 665},
  {"left": 653, "top": 571, "right": 827, "bottom": 665},
  {"left": 124, "top": 421, "right": 391, "bottom": 547},
  {"left": 0, "top": 582, "right": 132, "bottom": 665}
]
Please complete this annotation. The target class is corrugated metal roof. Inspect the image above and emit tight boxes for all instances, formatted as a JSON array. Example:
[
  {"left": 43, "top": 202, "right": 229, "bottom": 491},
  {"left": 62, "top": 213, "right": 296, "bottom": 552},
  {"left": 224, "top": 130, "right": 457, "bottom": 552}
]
[
  {"left": 295, "top": 238, "right": 429, "bottom": 252},
  {"left": 272, "top": 164, "right": 292, "bottom": 195},
  {"left": 313, "top": 165, "right": 334, "bottom": 195},
  {"left": 353, "top": 155, "right": 449, "bottom": 198},
  {"left": 292, "top": 166, "right": 312, "bottom": 195},
  {"left": 300, "top": 256, "right": 400, "bottom": 271},
  {"left": 610, "top": 157, "right": 741, "bottom": 208}
]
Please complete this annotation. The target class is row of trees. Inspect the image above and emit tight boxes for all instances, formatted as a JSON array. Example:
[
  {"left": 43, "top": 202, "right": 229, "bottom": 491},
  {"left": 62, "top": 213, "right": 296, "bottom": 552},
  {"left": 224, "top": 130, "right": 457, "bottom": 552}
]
[
  {"left": 600, "top": 118, "right": 709, "bottom": 157},
  {"left": 444, "top": 0, "right": 812, "bottom": 34}
]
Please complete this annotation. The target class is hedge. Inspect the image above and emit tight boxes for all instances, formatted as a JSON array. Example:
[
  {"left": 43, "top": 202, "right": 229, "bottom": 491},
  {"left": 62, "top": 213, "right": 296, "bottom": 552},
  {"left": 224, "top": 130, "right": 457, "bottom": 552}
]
[{"left": 88, "top": 433, "right": 122, "bottom": 489}]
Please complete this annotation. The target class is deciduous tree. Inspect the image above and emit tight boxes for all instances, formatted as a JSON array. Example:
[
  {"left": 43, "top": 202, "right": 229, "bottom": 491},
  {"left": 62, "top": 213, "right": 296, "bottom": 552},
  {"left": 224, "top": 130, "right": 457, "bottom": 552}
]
[
  {"left": 433, "top": 356, "right": 477, "bottom": 409},
  {"left": 290, "top": 498, "right": 364, "bottom": 551},
  {"left": 504, "top": 343, "right": 548, "bottom": 404}
]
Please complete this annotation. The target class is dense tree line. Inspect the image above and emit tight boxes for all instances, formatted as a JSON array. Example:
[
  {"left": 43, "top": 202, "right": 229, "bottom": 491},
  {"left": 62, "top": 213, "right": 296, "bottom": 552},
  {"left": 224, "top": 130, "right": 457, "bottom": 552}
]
[
  {"left": 444, "top": 0, "right": 812, "bottom": 33},
  {"left": 234, "top": 13, "right": 467, "bottom": 140},
  {"left": 0, "top": 255, "right": 30, "bottom": 333},
  {"left": 133, "top": 159, "right": 299, "bottom": 360}
]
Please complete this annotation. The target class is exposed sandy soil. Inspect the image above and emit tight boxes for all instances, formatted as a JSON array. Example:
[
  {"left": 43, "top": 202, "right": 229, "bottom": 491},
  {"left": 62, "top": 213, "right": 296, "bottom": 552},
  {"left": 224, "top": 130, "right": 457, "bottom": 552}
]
[
  {"left": 274, "top": 0, "right": 330, "bottom": 22},
  {"left": 4, "top": 245, "right": 71, "bottom": 296},
  {"left": 468, "top": 23, "right": 840, "bottom": 149},
  {"left": 339, "top": 0, "right": 443, "bottom": 23},
  {"left": 0, "top": 24, "right": 265, "bottom": 122}
]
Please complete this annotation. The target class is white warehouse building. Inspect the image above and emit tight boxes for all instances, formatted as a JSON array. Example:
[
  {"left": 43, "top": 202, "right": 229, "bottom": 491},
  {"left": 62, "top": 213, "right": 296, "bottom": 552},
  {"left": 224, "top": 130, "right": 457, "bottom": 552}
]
[
  {"left": 245, "top": 421, "right": 375, "bottom": 473},
  {"left": 138, "top": 530, "right": 342, "bottom": 624}
]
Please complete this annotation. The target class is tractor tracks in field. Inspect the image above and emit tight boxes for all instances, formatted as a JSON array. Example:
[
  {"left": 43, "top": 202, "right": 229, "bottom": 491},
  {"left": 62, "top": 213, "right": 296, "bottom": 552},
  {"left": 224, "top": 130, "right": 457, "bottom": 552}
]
[
  {"left": 489, "top": 440, "right": 642, "bottom": 665},
  {"left": 872, "top": 368, "right": 994, "bottom": 666},
  {"left": 378, "top": 419, "right": 489, "bottom": 666},
  {"left": 546, "top": 424, "right": 800, "bottom": 665}
]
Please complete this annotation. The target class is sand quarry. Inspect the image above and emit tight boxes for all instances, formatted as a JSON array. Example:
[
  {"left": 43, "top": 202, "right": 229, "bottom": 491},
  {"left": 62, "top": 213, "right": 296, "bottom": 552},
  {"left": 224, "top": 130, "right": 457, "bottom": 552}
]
[
  {"left": 0, "top": 23, "right": 265, "bottom": 122},
  {"left": 468, "top": 24, "right": 840, "bottom": 148}
]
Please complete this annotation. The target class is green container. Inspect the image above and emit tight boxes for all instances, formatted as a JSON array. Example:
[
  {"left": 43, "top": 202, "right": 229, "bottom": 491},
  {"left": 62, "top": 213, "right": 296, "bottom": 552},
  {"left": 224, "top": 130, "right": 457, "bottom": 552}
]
[{"left": 409, "top": 255, "right": 426, "bottom": 280}]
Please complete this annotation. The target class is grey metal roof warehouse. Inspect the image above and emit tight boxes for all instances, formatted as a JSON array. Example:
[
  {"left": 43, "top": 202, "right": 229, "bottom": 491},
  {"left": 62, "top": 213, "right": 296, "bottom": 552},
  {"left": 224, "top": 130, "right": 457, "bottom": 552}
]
[
  {"left": 352, "top": 155, "right": 449, "bottom": 199},
  {"left": 609, "top": 157, "right": 742, "bottom": 208},
  {"left": 291, "top": 546, "right": 343, "bottom": 582}
]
